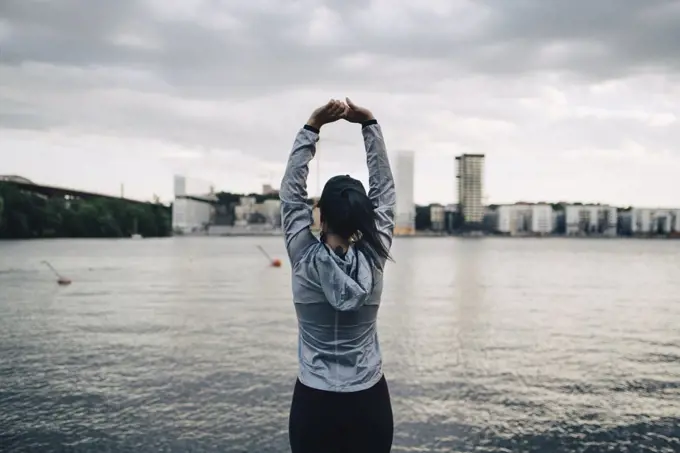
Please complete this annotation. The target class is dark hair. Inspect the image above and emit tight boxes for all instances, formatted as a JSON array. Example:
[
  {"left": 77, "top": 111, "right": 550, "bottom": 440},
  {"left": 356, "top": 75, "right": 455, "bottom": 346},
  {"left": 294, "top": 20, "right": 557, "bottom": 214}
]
[{"left": 317, "top": 175, "right": 392, "bottom": 268}]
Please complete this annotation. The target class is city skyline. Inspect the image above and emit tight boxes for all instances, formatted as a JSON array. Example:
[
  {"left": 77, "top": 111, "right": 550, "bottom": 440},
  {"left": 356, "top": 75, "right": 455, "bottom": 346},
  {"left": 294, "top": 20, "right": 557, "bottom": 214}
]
[
  {"left": 4, "top": 167, "right": 680, "bottom": 213},
  {"left": 167, "top": 174, "right": 680, "bottom": 237},
  {"left": 2, "top": 1, "right": 680, "bottom": 208}
]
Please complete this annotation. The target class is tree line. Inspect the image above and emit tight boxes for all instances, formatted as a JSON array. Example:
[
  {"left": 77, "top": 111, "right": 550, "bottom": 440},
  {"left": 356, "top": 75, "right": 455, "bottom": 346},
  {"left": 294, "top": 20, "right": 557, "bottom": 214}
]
[{"left": 0, "top": 183, "right": 171, "bottom": 239}]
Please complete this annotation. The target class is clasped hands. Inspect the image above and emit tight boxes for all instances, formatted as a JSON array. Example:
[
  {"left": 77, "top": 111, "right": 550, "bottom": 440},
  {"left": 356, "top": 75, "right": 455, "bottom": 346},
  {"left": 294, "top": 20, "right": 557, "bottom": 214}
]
[{"left": 306, "top": 98, "right": 375, "bottom": 130}]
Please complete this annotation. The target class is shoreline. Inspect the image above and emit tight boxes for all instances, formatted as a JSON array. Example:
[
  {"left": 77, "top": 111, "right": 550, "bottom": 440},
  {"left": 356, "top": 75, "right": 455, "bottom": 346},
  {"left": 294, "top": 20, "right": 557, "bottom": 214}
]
[
  {"left": 183, "top": 232, "right": 680, "bottom": 240},
  {"left": 395, "top": 235, "right": 680, "bottom": 240},
  {"left": 2, "top": 233, "right": 679, "bottom": 241}
]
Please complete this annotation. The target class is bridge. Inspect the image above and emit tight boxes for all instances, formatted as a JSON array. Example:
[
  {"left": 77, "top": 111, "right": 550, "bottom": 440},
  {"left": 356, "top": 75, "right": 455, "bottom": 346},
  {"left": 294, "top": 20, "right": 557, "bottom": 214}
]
[
  {"left": 0, "top": 175, "right": 159, "bottom": 206},
  {"left": 175, "top": 194, "right": 219, "bottom": 205}
]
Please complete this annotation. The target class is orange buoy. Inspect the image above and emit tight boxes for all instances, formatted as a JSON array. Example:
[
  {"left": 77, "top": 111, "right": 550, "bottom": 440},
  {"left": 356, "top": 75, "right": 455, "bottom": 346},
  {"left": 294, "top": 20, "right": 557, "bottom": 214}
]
[{"left": 257, "top": 246, "right": 281, "bottom": 269}]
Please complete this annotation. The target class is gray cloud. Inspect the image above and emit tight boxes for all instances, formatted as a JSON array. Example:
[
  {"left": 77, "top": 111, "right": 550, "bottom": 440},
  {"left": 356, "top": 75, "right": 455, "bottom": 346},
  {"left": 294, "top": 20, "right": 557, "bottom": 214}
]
[
  {"left": 1, "top": 0, "right": 680, "bottom": 205},
  {"left": 3, "top": 0, "right": 680, "bottom": 94}
]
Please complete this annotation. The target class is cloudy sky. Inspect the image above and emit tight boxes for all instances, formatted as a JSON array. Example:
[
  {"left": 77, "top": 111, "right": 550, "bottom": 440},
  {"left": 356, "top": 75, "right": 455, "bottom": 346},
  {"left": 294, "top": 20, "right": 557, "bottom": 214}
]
[{"left": 2, "top": 0, "right": 680, "bottom": 207}]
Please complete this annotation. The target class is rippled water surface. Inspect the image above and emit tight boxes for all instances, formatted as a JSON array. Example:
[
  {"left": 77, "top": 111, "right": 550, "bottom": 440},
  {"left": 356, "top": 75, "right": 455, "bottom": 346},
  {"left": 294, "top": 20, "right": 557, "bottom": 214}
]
[{"left": 1, "top": 237, "right": 679, "bottom": 452}]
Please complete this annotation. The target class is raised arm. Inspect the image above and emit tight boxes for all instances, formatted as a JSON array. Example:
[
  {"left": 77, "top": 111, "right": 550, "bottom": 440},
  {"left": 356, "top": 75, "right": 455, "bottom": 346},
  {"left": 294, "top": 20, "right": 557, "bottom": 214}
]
[
  {"left": 345, "top": 98, "right": 396, "bottom": 247},
  {"left": 363, "top": 121, "right": 396, "bottom": 243},
  {"left": 280, "top": 100, "right": 347, "bottom": 264},
  {"left": 279, "top": 126, "right": 319, "bottom": 264}
]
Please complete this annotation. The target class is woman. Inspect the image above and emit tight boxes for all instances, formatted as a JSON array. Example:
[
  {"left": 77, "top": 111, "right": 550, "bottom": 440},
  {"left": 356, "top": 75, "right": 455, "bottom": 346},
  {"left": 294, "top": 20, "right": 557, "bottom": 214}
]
[{"left": 279, "top": 98, "right": 396, "bottom": 453}]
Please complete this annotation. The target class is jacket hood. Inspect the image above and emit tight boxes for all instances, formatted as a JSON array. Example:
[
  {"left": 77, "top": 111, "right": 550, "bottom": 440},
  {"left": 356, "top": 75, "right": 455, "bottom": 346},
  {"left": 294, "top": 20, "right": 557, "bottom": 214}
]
[{"left": 314, "top": 244, "right": 374, "bottom": 311}]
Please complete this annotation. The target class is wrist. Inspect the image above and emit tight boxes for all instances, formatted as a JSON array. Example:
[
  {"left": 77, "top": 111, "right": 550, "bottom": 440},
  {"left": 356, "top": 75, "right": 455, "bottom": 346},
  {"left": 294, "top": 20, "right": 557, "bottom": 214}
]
[
  {"left": 306, "top": 118, "right": 323, "bottom": 131},
  {"left": 361, "top": 118, "right": 377, "bottom": 128},
  {"left": 304, "top": 122, "right": 321, "bottom": 134}
]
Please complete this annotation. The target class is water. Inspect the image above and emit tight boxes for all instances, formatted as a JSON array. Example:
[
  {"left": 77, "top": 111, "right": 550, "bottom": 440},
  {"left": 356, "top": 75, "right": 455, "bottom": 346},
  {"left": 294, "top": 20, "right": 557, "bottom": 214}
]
[{"left": 1, "top": 237, "right": 679, "bottom": 453}]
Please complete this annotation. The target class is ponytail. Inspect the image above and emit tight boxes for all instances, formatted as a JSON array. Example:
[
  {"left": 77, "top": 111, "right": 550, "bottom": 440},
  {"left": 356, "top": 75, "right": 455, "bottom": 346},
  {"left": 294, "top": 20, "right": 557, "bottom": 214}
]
[{"left": 345, "top": 190, "right": 392, "bottom": 269}]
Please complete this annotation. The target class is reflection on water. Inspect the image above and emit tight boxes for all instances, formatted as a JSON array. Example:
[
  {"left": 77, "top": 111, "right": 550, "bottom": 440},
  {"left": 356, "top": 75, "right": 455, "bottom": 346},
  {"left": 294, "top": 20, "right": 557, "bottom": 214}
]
[{"left": 1, "top": 237, "right": 679, "bottom": 452}]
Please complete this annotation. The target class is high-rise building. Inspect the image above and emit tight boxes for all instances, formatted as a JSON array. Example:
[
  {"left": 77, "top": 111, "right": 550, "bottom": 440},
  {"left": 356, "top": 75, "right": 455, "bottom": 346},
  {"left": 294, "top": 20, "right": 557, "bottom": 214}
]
[
  {"left": 393, "top": 150, "right": 415, "bottom": 235},
  {"left": 456, "top": 154, "right": 485, "bottom": 225}
]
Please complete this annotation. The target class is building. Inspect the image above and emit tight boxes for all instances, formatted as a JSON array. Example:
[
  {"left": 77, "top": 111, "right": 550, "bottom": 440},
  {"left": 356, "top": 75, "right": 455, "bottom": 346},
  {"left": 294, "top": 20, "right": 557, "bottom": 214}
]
[
  {"left": 213, "top": 203, "right": 236, "bottom": 226},
  {"left": 531, "top": 204, "right": 554, "bottom": 234},
  {"left": 262, "top": 184, "right": 278, "bottom": 196},
  {"left": 564, "top": 204, "right": 617, "bottom": 236},
  {"left": 393, "top": 150, "right": 415, "bottom": 235},
  {"left": 234, "top": 197, "right": 282, "bottom": 227},
  {"left": 456, "top": 154, "right": 485, "bottom": 226},
  {"left": 172, "top": 175, "right": 216, "bottom": 234},
  {"left": 234, "top": 196, "right": 257, "bottom": 226},
  {"left": 497, "top": 204, "right": 530, "bottom": 235},
  {"left": 619, "top": 208, "right": 680, "bottom": 235},
  {"left": 430, "top": 204, "right": 446, "bottom": 231},
  {"left": 444, "top": 203, "right": 459, "bottom": 233},
  {"left": 482, "top": 206, "right": 498, "bottom": 232},
  {"left": 261, "top": 199, "right": 282, "bottom": 227},
  {"left": 553, "top": 210, "right": 565, "bottom": 234},
  {"left": 496, "top": 204, "right": 554, "bottom": 235}
]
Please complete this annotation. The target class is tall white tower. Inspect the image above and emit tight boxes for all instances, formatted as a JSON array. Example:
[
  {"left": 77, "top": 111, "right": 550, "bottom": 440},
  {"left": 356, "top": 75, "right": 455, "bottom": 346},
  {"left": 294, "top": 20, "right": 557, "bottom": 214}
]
[{"left": 393, "top": 150, "right": 415, "bottom": 235}]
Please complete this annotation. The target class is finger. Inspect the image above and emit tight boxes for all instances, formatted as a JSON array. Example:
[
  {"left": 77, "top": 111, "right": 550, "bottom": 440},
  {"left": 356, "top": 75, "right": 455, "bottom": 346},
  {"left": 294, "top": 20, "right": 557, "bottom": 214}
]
[
  {"left": 346, "top": 97, "right": 357, "bottom": 109},
  {"left": 330, "top": 108, "right": 344, "bottom": 119},
  {"left": 330, "top": 101, "right": 345, "bottom": 116}
]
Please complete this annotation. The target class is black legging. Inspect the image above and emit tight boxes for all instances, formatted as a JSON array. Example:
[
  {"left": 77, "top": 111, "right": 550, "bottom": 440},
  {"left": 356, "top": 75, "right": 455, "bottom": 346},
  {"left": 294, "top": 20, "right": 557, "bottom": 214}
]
[{"left": 289, "top": 375, "right": 394, "bottom": 453}]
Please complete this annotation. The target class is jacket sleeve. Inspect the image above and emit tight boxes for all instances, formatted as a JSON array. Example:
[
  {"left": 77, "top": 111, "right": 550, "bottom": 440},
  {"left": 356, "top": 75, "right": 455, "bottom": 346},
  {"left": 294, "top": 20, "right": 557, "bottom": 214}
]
[
  {"left": 280, "top": 125, "right": 320, "bottom": 264},
  {"left": 362, "top": 120, "right": 396, "bottom": 249}
]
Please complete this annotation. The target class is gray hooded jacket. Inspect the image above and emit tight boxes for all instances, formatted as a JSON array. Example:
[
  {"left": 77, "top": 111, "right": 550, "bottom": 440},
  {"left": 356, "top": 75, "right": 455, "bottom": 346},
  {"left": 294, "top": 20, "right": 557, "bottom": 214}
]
[{"left": 279, "top": 122, "right": 396, "bottom": 392}]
